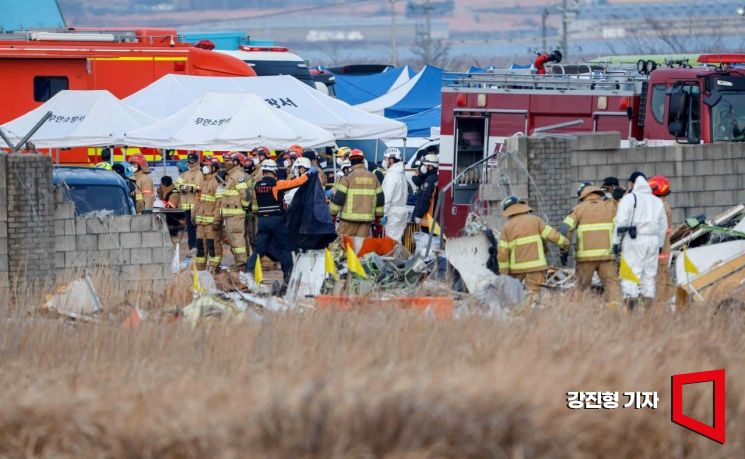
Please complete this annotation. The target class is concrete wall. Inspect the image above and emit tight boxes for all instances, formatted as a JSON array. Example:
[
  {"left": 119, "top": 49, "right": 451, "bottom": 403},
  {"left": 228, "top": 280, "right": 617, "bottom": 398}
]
[{"left": 0, "top": 153, "right": 175, "bottom": 295}]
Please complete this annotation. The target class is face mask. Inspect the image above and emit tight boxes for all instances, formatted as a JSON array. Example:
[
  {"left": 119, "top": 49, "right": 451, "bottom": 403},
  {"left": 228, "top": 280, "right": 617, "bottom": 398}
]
[
  {"left": 419, "top": 165, "right": 428, "bottom": 174},
  {"left": 201, "top": 165, "right": 210, "bottom": 175},
  {"left": 382, "top": 160, "right": 389, "bottom": 170}
]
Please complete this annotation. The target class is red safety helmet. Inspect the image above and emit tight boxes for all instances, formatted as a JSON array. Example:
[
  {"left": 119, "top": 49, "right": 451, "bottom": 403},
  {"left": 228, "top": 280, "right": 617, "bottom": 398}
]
[
  {"left": 349, "top": 148, "right": 365, "bottom": 160},
  {"left": 224, "top": 151, "right": 243, "bottom": 163},
  {"left": 202, "top": 157, "right": 221, "bottom": 170},
  {"left": 127, "top": 153, "right": 147, "bottom": 170},
  {"left": 287, "top": 144, "right": 303, "bottom": 156},
  {"left": 648, "top": 175, "right": 670, "bottom": 197}
]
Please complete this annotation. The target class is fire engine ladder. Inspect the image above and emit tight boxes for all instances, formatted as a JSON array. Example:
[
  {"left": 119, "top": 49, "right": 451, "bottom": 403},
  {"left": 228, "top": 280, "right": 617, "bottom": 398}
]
[{"left": 443, "top": 69, "right": 644, "bottom": 93}]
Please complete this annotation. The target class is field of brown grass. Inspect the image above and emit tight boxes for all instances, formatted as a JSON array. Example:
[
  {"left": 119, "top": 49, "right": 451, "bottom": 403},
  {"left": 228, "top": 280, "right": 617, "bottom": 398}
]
[{"left": 0, "top": 284, "right": 743, "bottom": 458}]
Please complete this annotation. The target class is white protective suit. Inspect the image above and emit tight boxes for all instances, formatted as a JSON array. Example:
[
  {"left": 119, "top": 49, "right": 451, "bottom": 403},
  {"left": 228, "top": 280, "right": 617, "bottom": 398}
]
[
  {"left": 381, "top": 161, "right": 409, "bottom": 242},
  {"left": 612, "top": 176, "right": 668, "bottom": 299}
]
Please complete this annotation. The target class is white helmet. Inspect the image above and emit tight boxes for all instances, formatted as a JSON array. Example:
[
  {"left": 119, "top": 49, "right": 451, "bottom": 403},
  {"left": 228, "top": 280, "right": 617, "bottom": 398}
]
[
  {"left": 341, "top": 159, "right": 351, "bottom": 171},
  {"left": 262, "top": 159, "right": 278, "bottom": 173},
  {"left": 294, "top": 156, "right": 312, "bottom": 170},
  {"left": 383, "top": 147, "right": 402, "bottom": 161},
  {"left": 422, "top": 153, "right": 439, "bottom": 167}
]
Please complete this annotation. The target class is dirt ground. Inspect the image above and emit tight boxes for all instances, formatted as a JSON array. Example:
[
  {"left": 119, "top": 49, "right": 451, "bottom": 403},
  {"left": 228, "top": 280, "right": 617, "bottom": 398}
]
[{"left": 0, "top": 291, "right": 742, "bottom": 458}]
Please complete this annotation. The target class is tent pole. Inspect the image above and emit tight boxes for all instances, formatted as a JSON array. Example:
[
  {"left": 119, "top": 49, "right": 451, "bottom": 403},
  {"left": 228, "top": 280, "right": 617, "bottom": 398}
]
[{"left": 375, "top": 139, "right": 379, "bottom": 164}]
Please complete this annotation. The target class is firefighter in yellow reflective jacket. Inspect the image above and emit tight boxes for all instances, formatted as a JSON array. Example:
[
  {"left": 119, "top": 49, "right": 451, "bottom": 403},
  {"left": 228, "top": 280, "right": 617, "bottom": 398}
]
[
  {"left": 127, "top": 154, "right": 154, "bottom": 214},
  {"left": 176, "top": 153, "right": 201, "bottom": 251},
  {"left": 498, "top": 196, "right": 569, "bottom": 299},
  {"left": 194, "top": 158, "right": 222, "bottom": 271},
  {"left": 216, "top": 152, "right": 250, "bottom": 270},
  {"left": 329, "top": 149, "right": 385, "bottom": 237},
  {"left": 562, "top": 184, "right": 621, "bottom": 309}
]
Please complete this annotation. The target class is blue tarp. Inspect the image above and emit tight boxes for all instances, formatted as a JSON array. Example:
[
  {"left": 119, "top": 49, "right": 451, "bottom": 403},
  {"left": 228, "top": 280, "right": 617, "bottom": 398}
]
[
  {"left": 395, "top": 106, "right": 441, "bottom": 138},
  {"left": 334, "top": 67, "right": 411, "bottom": 105},
  {"left": 384, "top": 66, "right": 443, "bottom": 119},
  {"left": 2, "top": 0, "right": 65, "bottom": 31}
]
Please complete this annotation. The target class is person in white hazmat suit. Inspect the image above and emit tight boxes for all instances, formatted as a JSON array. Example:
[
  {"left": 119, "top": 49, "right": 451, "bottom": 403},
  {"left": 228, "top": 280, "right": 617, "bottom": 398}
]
[
  {"left": 380, "top": 148, "right": 409, "bottom": 242},
  {"left": 612, "top": 172, "right": 667, "bottom": 309}
]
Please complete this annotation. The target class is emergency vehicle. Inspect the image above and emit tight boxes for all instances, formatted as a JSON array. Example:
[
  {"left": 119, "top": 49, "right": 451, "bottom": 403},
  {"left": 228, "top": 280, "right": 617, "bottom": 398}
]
[
  {"left": 438, "top": 53, "right": 745, "bottom": 236},
  {"left": 0, "top": 28, "right": 255, "bottom": 163}
]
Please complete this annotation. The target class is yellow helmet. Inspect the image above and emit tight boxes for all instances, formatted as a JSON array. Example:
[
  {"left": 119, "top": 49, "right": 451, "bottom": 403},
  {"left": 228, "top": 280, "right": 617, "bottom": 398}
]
[{"left": 335, "top": 146, "right": 352, "bottom": 158}]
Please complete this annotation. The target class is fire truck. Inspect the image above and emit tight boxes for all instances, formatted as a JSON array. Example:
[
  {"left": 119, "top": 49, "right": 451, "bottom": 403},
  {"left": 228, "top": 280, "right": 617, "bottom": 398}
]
[
  {"left": 0, "top": 28, "right": 255, "bottom": 163},
  {"left": 438, "top": 54, "right": 745, "bottom": 236}
]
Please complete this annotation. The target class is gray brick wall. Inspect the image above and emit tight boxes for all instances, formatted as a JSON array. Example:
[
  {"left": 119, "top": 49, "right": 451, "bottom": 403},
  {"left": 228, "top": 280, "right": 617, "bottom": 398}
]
[{"left": 0, "top": 154, "right": 8, "bottom": 291}]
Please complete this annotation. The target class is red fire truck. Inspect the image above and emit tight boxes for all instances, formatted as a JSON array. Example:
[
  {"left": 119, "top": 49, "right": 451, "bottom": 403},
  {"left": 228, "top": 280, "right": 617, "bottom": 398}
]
[
  {"left": 0, "top": 28, "right": 255, "bottom": 163},
  {"left": 438, "top": 54, "right": 745, "bottom": 236}
]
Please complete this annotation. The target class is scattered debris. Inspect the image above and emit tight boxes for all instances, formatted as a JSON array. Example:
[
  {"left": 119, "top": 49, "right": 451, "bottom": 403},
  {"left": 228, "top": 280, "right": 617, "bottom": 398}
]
[
  {"left": 43, "top": 273, "right": 102, "bottom": 320},
  {"left": 315, "top": 295, "right": 454, "bottom": 319}
]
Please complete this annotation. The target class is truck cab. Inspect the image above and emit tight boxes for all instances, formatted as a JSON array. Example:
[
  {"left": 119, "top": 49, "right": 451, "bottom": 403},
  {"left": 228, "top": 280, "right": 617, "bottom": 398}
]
[
  {"left": 53, "top": 166, "right": 135, "bottom": 216},
  {"left": 216, "top": 46, "right": 315, "bottom": 87}
]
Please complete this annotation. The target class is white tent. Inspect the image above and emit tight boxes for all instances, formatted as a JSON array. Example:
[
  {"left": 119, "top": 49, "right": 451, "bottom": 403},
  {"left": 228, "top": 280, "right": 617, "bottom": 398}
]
[
  {"left": 123, "top": 92, "right": 335, "bottom": 150},
  {"left": 123, "top": 74, "right": 407, "bottom": 140},
  {"left": 354, "top": 68, "right": 425, "bottom": 116},
  {"left": 0, "top": 90, "right": 154, "bottom": 148}
]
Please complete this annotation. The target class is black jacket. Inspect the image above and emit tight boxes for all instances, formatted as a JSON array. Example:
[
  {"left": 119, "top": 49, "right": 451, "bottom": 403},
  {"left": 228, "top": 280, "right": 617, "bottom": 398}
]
[
  {"left": 413, "top": 170, "right": 438, "bottom": 220},
  {"left": 285, "top": 173, "right": 337, "bottom": 251}
]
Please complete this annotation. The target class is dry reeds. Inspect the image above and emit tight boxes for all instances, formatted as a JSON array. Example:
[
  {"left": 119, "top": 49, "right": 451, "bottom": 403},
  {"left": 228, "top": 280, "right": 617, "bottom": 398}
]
[{"left": 0, "top": 283, "right": 743, "bottom": 458}]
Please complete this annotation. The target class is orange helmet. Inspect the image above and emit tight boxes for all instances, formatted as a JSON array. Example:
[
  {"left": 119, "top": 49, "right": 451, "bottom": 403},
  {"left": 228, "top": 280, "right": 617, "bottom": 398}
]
[
  {"left": 224, "top": 151, "right": 243, "bottom": 163},
  {"left": 127, "top": 153, "right": 147, "bottom": 170},
  {"left": 349, "top": 148, "right": 365, "bottom": 160},
  {"left": 287, "top": 144, "right": 303, "bottom": 156},
  {"left": 202, "top": 157, "right": 220, "bottom": 170},
  {"left": 253, "top": 146, "right": 270, "bottom": 158},
  {"left": 648, "top": 175, "right": 670, "bottom": 197}
]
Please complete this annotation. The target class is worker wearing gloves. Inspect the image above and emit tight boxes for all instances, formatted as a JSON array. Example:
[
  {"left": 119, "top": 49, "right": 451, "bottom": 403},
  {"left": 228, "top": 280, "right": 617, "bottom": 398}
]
[
  {"left": 127, "top": 153, "right": 154, "bottom": 214},
  {"left": 380, "top": 147, "right": 409, "bottom": 242},
  {"left": 612, "top": 172, "right": 668, "bottom": 309},
  {"left": 648, "top": 175, "right": 675, "bottom": 304},
  {"left": 330, "top": 149, "right": 385, "bottom": 237},
  {"left": 412, "top": 153, "right": 439, "bottom": 230},
  {"left": 248, "top": 159, "right": 315, "bottom": 283},
  {"left": 562, "top": 183, "right": 621, "bottom": 309},
  {"left": 176, "top": 153, "right": 201, "bottom": 251},
  {"left": 194, "top": 158, "right": 222, "bottom": 271},
  {"left": 216, "top": 152, "right": 250, "bottom": 271},
  {"left": 498, "top": 196, "right": 569, "bottom": 303}
]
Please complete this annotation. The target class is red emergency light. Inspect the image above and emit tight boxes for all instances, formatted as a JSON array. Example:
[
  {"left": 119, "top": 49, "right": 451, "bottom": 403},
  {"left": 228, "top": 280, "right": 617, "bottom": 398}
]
[
  {"left": 194, "top": 39, "right": 216, "bottom": 50},
  {"left": 240, "top": 46, "right": 289, "bottom": 52},
  {"left": 698, "top": 53, "right": 745, "bottom": 64}
]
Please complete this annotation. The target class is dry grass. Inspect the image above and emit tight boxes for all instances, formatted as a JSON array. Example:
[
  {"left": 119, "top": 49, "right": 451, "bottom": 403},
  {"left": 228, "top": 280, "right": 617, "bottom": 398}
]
[{"left": 0, "top": 280, "right": 743, "bottom": 458}]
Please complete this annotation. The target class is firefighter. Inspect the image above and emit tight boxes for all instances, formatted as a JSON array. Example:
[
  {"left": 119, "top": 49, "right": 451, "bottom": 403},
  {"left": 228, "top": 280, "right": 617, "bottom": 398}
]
[
  {"left": 601, "top": 176, "right": 625, "bottom": 203},
  {"left": 284, "top": 144, "right": 303, "bottom": 179},
  {"left": 194, "top": 157, "right": 222, "bottom": 271},
  {"left": 330, "top": 148, "right": 385, "bottom": 237},
  {"left": 612, "top": 173, "right": 668, "bottom": 309},
  {"left": 648, "top": 175, "right": 675, "bottom": 304},
  {"left": 242, "top": 154, "right": 258, "bottom": 251},
  {"left": 93, "top": 147, "right": 113, "bottom": 170},
  {"left": 562, "top": 184, "right": 621, "bottom": 310},
  {"left": 303, "top": 149, "right": 327, "bottom": 188},
  {"left": 127, "top": 153, "right": 154, "bottom": 214},
  {"left": 412, "top": 153, "right": 439, "bottom": 231},
  {"left": 176, "top": 153, "right": 201, "bottom": 251},
  {"left": 216, "top": 152, "right": 250, "bottom": 270},
  {"left": 248, "top": 159, "right": 315, "bottom": 283},
  {"left": 498, "top": 196, "right": 569, "bottom": 302},
  {"left": 380, "top": 147, "right": 409, "bottom": 242}
]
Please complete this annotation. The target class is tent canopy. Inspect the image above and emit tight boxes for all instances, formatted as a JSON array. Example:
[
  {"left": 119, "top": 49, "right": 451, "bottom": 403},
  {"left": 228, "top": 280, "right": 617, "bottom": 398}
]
[
  {"left": 334, "top": 66, "right": 412, "bottom": 105},
  {"left": 383, "top": 66, "right": 443, "bottom": 119},
  {"left": 395, "top": 105, "right": 441, "bottom": 138},
  {"left": 354, "top": 67, "right": 426, "bottom": 116},
  {"left": 0, "top": 90, "right": 154, "bottom": 149},
  {"left": 123, "top": 92, "right": 335, "bottom": 151},
  {"left": 124, "top": 75, "right": 406, "bottom": 140}
]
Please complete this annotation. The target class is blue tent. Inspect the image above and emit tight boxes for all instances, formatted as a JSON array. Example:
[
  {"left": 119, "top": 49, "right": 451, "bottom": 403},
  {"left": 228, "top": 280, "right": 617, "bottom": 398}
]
[
  {"left": 395, "top": 106, "right": 441, "bottom": 138},
  {"left": 334, "top": 67, "right": 412, "bottom": 105},
  {"left": 383, "top": 66, "right": 443, "bottom": 119}
]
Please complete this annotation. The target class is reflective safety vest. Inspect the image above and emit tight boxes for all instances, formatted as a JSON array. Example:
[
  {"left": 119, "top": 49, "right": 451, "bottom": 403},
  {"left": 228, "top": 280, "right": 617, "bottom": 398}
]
[
  {"left": 176, "top": 167, "right": 201, "bottom": 211},
  {"left": 194, "top": 175, "right": 219, "bottom": 225},
  {"left": 132, "top": 170, "right": 154, "bottom": 214},
  {"left": 330, "top": 164, "right": 384, "bottom": 223},
  {"left": 563, "top": 195, "right": 616, "bottom": 262},
  {"left": 498, "top": 213, "right": 569, "bottom": 274},
  {"left": 219, "top": 167, "right": 249, "bottom": 218},
  {"left": 93, "top": 162, "right": 112, "bottom": 171}
]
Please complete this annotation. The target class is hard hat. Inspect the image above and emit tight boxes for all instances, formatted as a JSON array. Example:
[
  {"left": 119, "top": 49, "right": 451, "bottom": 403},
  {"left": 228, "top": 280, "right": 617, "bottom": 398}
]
[
  {"left": 127, "top": 154, "right": 147, "bottom": 170},
  {"left": 579, "top": 185, "right": 604, "bottom": 201},
  {"left": 176, "top": 159, "right": 189, "bottom": 173},
  {"left": 294, "top": 157, "right": 312, "bottom": 170},
  {"left": 262, "top": 159, "right": 278, "bottom": 173},
  {"left": 422, "top": 153, "right": 439, "bottom": 167},
  {"left": 341, "top": 159, "right": 351, "bottom": 170},
  {"left": 187, "top": 153, "right": 200, "bottom": 163},
  {"left": 336, "top": 146, "right": 352, "bottom": 157},
  {"left": 254, "top": 146, "right": 270, "bottom": 157},
  {"left": 648, "top": 175, "right": 671, "bottom": 197},
  {"left": 576, "top": 180, "right": 593, "bottom": 197},
  {"left": 202, "top": 157, "right": 220, "bottom": 169},
  {"left": 287, "top": 144, "right": 303, "bottom": 156},
  {"left": 602, "top": 176, "right": 619, "bottom": 188},
  {"left": 501, "top": 196, "right": 521, "bottom": 211},
  {"left": 349, "top": 148, "right": 365, "bottom": 160},
  {"left": 383, "top": 147, "right": 402, "bottom": 161},
  {"left": 225, "top": 151, "right": 242, "bottom": 162}
]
